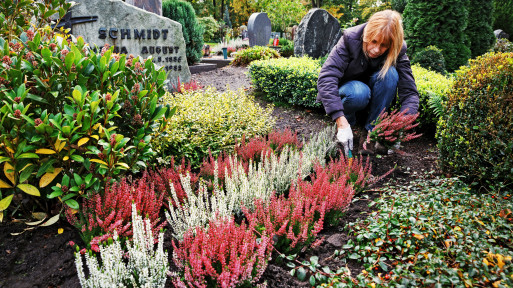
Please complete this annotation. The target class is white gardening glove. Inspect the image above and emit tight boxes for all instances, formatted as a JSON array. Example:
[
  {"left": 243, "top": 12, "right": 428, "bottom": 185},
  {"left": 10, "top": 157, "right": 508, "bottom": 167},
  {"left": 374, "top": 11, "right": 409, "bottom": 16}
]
[{"left": 337, "top": 126, "right": 353, "bottom": 157}]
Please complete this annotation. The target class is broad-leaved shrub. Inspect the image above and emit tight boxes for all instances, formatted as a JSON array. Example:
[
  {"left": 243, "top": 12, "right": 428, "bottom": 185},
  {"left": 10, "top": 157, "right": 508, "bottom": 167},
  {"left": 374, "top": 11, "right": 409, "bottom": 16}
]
[
  {"left": 249, "top": 57, "right": 321, "bottom": 108},
  {"left": 154, "top": 87, "right": 274, "bottom": 167},
  {"left": 437, "top": 52, "right": 513, "bottom": 188}
]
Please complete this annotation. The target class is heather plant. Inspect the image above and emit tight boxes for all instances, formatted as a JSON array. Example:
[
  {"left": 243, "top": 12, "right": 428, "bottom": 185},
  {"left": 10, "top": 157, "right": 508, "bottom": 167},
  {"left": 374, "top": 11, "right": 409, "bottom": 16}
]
[
  {"left": 0, "top": 30, "right": 170, "bottom": 220},
  {"left": 75, "top": 203, "right": 168, "bottom": 288},
  {"left": 437, "top": 52, "right": 513, "bottom": 188},
  {"left": 154, "top": 87, "right": 274, "bottom": 167},
  {"left": 171, "top": 77, "right": 204, "bottom": 93},
  {"left": 243, "top": 191, "right": 326, "bottom": 255},
  {"left": 231, "top": 46, "right": 280, "bottom": 66},
  {"left": 248, "top": 57, "right": 322, "bottom": 108},
  {"left": 66, "top": 171, "right": 166, "bottom": 249},
  {"left": 166, "top": 125, "right": 336, "bottom": 239},
  {"left": 294, "top": 164, "right": 354, "bottom": 226},
  {"left": 171, "top": 216, "right": 273, "bottom": 287},
  {"left": 365, "top": 109, "right": 421, "bottom": 150},
  {"left": 150, "top": 158, "right": 199, "bottom": 207},
  {"left": 322, "top": 156, "right": 372, "bottom": 195}
]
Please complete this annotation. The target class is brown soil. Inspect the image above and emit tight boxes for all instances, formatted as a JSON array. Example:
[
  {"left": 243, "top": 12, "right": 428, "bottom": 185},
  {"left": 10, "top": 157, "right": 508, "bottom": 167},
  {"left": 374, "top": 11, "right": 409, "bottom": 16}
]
[{"left": 0, "top": 66, "right": 440, "bottom": 288}]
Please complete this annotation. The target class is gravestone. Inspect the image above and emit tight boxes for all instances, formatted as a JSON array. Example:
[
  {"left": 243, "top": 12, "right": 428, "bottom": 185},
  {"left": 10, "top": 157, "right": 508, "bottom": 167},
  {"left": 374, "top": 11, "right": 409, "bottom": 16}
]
[
  {"left": 247, "top": 13, "right": 272, "bottom": 47},
  {"left": 67, "top": 0, "right": 190, "bottom": 88},
  {"left": 125, "top": 0, "right": 162, "bottom": 15},
  {"left": 294, "top": 9, "right": 342, "bottom": 58},
  {"left": 494, "top": 29, "right": 510, "bottom": 40}
]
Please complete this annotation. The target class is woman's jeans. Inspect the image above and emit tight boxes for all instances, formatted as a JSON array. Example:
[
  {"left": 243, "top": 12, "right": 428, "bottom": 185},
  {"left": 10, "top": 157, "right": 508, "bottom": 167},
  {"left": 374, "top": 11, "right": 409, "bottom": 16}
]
[{"left": 338, "top": 67, "right": 398, "bottom": 132}]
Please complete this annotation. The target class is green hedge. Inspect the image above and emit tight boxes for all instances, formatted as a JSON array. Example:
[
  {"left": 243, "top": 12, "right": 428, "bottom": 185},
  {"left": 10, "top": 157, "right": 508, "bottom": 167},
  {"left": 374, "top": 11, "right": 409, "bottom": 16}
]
[
  {"left": 248, "top": 57, "right": 321, "bottom": 108},
  {"left": 153, "top": 87, "right": 275, "bottom": 167},
  {"left": 410, "top": 64, "right": 454, "bottom": 129}
]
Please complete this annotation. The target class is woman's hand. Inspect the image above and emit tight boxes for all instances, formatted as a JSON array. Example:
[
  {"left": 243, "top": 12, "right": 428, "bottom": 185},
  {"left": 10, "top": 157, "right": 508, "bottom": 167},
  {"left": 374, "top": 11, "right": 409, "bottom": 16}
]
[{"left": 336, "top": 116, "right": 353, "bottom": 156}]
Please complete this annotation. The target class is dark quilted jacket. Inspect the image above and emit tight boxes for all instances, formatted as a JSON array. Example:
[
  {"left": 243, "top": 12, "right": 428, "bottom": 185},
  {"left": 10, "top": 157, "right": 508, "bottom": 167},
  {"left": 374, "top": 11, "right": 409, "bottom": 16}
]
[{"left": 317, "top": 23, "right": 419, "bottom": 121}]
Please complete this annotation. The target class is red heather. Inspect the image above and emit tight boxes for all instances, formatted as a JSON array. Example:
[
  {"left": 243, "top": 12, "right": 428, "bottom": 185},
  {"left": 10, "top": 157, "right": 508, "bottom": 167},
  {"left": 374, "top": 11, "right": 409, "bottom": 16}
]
[
  {"left": 234, "top": 134, "right": 273, "bottom": 163},
  {"left": 172, "top": 77, "right": 204, "bottom": 94},
  {"left": 172, "top": 216, "right": 273, "bottom": 288},
  {"left": 199, "top": 152, "right": 249, "bottom": 189},
  {"left": 368, "top": 109, "right": 422, "bottom": 149},
  {"left": 295, "top": 163, "right": 355, "bottom": 213},
  {"left": 65, "top": 171, "right": 166, "bottom": 248},
  {"left": 323, "top": 156, "right": 373, "bottom": 194},
  {"left": 150, "top": 157, "right": 198, "bottom": 208},
  {"left": 267, "top": 128, "right": 303, "bottom": 152},
  {"left": 244, "top": 191, "right": 326, "bottom": 254}
]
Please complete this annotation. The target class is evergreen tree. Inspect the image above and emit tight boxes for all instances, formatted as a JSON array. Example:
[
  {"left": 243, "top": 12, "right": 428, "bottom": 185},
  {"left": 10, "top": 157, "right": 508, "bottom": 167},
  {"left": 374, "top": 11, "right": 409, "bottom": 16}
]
[
  {"left": 223, "top": 5, "right": 232, "bottom": 28},
  {"left": 163, "top": 0, "right": 204, "bottom": 65},
  {"left": 466, "top": 0, "right": 495, "bottom": 58},
  {"left": 403, "top": 0, "right": 471, "bottom": 71},
  {"left": 391, "top": 0, "right": 408, "bottom": 13},
  {"left": 493, "top": 0, "right": 513, "bottom": 38}
]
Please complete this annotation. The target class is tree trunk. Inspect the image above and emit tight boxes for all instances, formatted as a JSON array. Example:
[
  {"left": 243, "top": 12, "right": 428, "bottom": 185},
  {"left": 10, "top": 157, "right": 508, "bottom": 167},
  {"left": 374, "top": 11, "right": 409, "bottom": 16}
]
[
  {"left": 213, "top": 0, "right": 217, "bottom": 19},
  {"left": 220, "top": 0, "right": 225, "bottom": 23}
]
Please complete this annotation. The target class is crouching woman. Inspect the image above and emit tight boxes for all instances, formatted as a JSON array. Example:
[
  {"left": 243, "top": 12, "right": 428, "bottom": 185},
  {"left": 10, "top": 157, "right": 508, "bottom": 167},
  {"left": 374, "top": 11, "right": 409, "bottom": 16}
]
[{"left": 317, "top": 9, "right": 419, "bottom": 155}]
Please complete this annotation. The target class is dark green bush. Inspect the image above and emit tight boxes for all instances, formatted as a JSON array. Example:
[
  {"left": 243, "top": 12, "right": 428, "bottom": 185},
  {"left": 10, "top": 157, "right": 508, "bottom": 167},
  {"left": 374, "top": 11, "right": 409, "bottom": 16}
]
[
  {"left": 403, "top": 0, "right": 471, "bottom": 71},
  {"left": 466, "top": 0, "right": 495, "bottom": 58},
  {"left": 411, "top": 45, "right": 447, "bottom": 74},
  {"left": 163, "top": 0, "right": 204, "bottom": 65},
  {"left": 491, "top": 38, "right": 513, "bottom": 53},
  {"left": 248, "top": 57, "right": 321, "bottom": 108},
  {"left": 268, "top": 38, "right": 294, "bottom": 57},
  {"left": 231, "top": 46, "right": 280, "bottom": 66},
  {"left": 437, "top": 52, "right": 513, "bottom": 189},
  {"left": 493, "top": 0, "right": 513, "bottom": 38}
]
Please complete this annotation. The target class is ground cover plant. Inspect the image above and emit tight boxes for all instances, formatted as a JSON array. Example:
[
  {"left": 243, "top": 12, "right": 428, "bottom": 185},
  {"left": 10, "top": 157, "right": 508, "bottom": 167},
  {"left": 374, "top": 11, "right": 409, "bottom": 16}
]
[{"left": 322, "top": 176, "right": 513, "bottom": 287}]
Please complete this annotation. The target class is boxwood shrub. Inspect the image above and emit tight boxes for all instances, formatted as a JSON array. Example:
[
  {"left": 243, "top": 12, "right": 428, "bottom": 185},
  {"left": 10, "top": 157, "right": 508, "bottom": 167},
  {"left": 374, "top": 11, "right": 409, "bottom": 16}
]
[
  {"left": 410, "top": 64, "right": 454, "bottom": 129},
  {"left": 154, "top": 87, "right": 275, "bottom": 167},
  {"left": 248, "top": 57, "right": 321, "bottom": 108},
  {"left": 231, "top": 46, "right": 280, "bottom": 66},
  {"left": 437, "top": 52, "right": 513, "bottom": 188}
]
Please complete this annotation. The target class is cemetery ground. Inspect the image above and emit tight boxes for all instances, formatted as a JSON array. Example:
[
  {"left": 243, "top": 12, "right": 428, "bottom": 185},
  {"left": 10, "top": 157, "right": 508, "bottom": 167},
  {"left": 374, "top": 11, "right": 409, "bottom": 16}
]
[{"left": 0, "top": 66, "right": 440, "bottom": 288}]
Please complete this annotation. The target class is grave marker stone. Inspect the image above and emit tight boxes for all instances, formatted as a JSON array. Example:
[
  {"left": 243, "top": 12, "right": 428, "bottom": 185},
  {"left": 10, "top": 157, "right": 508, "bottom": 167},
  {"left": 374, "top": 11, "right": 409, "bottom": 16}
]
[
  {"left": 68, "top": 0, "right": 190, "bottom": 88},
  {"left": 248, "top": 13, "right": 272, "bottom": 47},
  {"left": 125, "top": 0, "right": 162, "bottom": 15},
  {"left": 294, "top": 8, "right": 342, "bottom": 58}
]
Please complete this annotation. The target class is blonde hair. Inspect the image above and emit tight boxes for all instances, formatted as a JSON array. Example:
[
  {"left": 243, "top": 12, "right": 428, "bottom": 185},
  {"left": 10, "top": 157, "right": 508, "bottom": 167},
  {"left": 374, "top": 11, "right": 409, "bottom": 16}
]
[{"left": 362, "top": 10, "right": 404, "bottom": 79}]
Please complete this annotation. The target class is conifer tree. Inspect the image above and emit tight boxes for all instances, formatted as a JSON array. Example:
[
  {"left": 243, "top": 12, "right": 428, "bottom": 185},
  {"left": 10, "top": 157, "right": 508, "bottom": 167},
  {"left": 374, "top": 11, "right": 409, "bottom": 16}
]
[
  {"left": 163, "top": 0, "right": 204, "bottom": 65},
  {"left": 466, "top": 0, "right": 495, "bottom": 58},
  {"left": 403, "top": 0, "right": 471, "bottom": 71},
  {"left": 223, "top": 5, "right": 232, "bottom": 28}
]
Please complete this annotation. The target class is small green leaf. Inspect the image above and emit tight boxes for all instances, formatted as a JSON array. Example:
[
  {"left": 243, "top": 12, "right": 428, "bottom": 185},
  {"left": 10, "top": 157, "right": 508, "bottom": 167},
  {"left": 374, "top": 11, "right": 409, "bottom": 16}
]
[
  {"left": 65, "top": 199, "right": 79, "bottom": 210},
  {"left": 297, "top": 267, "right": 306, "bottom": 281},
  {"left": 0, "top": 195, "right": 14, "bottom": 211},
  {"left": 309, "top": 275, "right": 316, "bottom": 286}
]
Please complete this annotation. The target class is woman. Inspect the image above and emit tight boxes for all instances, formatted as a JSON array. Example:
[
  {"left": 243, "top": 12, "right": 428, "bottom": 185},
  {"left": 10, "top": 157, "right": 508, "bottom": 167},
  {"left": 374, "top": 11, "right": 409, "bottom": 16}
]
[{"left": 317, "top": 9, "right": 419, "bottom": 156}]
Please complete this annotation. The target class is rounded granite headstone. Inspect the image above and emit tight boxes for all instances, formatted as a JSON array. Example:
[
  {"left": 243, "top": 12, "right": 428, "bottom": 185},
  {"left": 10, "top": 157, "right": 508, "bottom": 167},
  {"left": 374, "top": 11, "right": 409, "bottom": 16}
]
[
  {"left": 494, "top": 29, "right": 510, "bottom": 40},
  {"left": 248, "top": 13, "right": 272, "bottom": 47},
  {"left": 294, "top": 9, "right": 342, "bottom": 58}
]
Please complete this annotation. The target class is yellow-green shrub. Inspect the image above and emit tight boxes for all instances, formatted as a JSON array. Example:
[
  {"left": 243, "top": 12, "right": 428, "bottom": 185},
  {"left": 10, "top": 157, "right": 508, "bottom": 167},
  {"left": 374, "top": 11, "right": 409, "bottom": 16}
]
[
  {"left": 248, "top": 57, "right": 321, "bottom": 108},
  {"left": 437, "top": 52, "right": 513, "bottom": 188},
  {"left": 154, "top": 87, "right": 275, "bottom": 166},
  {"left": 231, "top": 46, "right": 280, "bottom": 66},
  {"left": 410, "top": 64, "right": 454, "bottom": 129}
]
